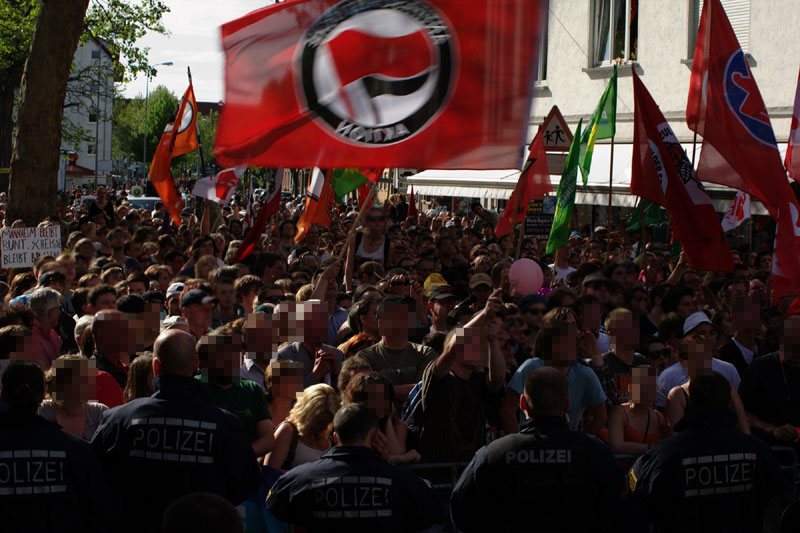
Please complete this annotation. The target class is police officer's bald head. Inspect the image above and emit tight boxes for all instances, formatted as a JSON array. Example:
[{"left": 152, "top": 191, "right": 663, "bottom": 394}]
[
  {"left": 153, "top": 330, "right": 197, "bottom": 377},
  {"left": 522, "top": 367, "right": 569, "bottom": 418}
]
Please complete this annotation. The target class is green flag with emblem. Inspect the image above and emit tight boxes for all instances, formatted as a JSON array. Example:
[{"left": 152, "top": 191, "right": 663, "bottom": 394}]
[
  {"left": 546, "top": 119, "right": 583, "bottom": 255},
  {"left": 579, "top": 66, "right": 617, "bottom": 185}
]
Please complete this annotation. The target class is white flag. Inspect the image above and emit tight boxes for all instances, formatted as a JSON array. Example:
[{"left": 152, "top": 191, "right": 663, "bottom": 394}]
[
  {"left": 191, "top": 166, "right": 247, "bottom": 204},
  {"left": 721, "top": 191, "right": 750, "bottom": 232}
]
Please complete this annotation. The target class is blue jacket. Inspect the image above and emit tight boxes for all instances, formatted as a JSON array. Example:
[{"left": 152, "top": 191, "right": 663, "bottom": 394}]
[
  {"left": 91, "top": 374, "right": 260, "bottom": 533},
  {"left": 267, "top": 445, "right": 445, "bottom": 532},
  {"left": 450, "top": 416, "right": 622, "bottom": 532},
  {"left": 0, "top": 413, "right": 117, "bottom": 533},
  {"left": 628, "top": 408, "right": 784, "bottom": 533}
]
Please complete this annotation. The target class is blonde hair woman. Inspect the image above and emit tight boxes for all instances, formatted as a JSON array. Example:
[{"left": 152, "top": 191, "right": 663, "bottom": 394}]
[
  {"left": 194, "top": 255, "right": 218, "bottom": 281},
  {"left": 265, "top": 383, "right": 340, "bottom": 471}
]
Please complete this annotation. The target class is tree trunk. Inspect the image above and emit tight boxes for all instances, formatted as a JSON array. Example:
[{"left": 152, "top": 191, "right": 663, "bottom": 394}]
[
  {"left": 0, "top": 69, "right": 22, "bottom": 193},
  {"left": 8, "top": 0, "right": 90, "bottom": 226}
]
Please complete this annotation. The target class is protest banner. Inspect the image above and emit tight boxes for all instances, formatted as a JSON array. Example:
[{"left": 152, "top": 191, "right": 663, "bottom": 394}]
[{"left": 1, "top": 226, "right": 62, "bottom": 268}]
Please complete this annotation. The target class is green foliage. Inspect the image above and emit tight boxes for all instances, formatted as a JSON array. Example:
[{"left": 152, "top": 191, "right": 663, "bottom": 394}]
[
  {"left": 177, "top": 109, "right": 219, "bottom": 176},
  {"left": 0, "top": 0, "right": 37, "bottom": 73},
  {"left": 112, "top": 84, "right": 177, "bottom": 162}
]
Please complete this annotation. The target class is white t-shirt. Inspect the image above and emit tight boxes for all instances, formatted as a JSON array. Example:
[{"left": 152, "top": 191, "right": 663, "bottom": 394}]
[
  {"left": 655, "top": 359, "right": 741, "bottom": 407},
  {"left": 549, "top": 264, "right": 576, "bottom": 283}
]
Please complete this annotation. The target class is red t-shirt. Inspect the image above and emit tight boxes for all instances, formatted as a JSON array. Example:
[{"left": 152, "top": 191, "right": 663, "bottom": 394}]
[{"left": 95, "top": 370, "right": 124, "bottom": 408}]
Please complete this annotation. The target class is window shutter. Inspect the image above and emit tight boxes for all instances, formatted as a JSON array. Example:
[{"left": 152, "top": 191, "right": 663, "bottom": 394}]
[{"left": 689, "top": 0, "right": 750, "bottom": 56}]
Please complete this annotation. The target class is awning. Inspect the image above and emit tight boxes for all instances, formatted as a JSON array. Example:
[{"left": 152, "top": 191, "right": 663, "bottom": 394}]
[
  {"left": 66, "top": 163, "right": 95, "bottom": 176},
  {"left": 405, "top": 142, "right": 786, "bottom": 216}
]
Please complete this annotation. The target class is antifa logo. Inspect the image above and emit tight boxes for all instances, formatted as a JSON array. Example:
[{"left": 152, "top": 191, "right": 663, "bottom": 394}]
[
  {"left": 298, "top": 0, "right": 456, "bottom": 146},
  {"left": 177, "top": 101, "right": 195, "bottom": 134},
  {"left": 723, "top": 50, "right": 777, "bottom": 148}
]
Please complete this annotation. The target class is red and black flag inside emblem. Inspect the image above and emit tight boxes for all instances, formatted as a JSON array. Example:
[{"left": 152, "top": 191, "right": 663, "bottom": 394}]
[{"left": 214, "top": 0, "right": 544, "bottom": 170}]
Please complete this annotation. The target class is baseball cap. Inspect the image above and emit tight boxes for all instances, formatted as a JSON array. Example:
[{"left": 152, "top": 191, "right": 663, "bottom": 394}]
[
  {"left": 161, "top": 315, "right": 189, "bottom": 332},
  {"left": 359, "top": 261, "right": 386, "bottom": 280},
  {"left": 166, "top": 282, "right": 185, "bottom": 301},
  {"left": 569, "top": 231, "right": 582, "bottom": 240},
  {"left": 181, "top": 289, "right": 217, "bottom": 308},
  {"left": 518, "top": 294, "right": 547, "bottom": 312},
  {"left": 423, "top": 273, "right": 450, "bottom": 298},
  {"left": 254, "top": 303, "right": 276, "bottom": 314},
  {"left": 445, "top": 221, "right": 455, "bottom": 228},
  {"left": 429, "top": 285, "right": 459, "bottom": 301},
  {"left": 469, "top": 273, "right": 493, "bottom": 290},
  {"left": 582, "top": 272, "right": 616, "bottom": 289},
  {"left": 683, "top": 311, "right": 713, "bottom": 336},
  {"left": 142, "top": 291, "right": 165, "bottom": 306},
  {"left": 594, "top": 226, "right": 607, "bottom": 234}
]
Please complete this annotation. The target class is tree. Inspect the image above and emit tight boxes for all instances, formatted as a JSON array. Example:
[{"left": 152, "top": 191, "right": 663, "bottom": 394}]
[
  {"left": 2, "top": 0, "right": 169, "bottom": 194},
  {"left": 111, "top": 85, "right": 177, "bottom": 163}
]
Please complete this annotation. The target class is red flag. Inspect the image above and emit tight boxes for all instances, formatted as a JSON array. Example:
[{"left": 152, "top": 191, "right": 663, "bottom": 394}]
[
  {"left": 407, "top": 185, "right": 419, "bottom": 220},
  {"left": 494, "top": 127, "right": 552, "bottom": 238},
  {"left": 356, "top": 182, "right": 372, "bottom": 211},
  {"left": 686, "top": 0, "right": 800, "bottom": 300},
  {"left": 786, "top": 66, "right": 800, "bottom": 181},
  {"left": 295, "top": 168, "right": 333, "bottom": 243},
  {"left": 632, "top": 71, "right": 733, "bottom": 272},
  {"left": 215, "top": 0, "right": 543, "bottom": 170},
  {"left": 149, "top": 82, "right": 200, "bottom": 226},
  {"left": 233, "top": 168, "right": 283, "bottom": 262}
]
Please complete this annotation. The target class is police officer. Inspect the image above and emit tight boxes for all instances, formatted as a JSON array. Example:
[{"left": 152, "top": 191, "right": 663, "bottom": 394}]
[
  {"left": 450, "top": 366, "right": 622, "bottom": 532},
  {"left": 628, "top": 372, "right": 784, "bottom": 533},
  {"left": 0, "top": 361, "right": 116, "bottom": 532},
  {"left": 92, "top": 330, "right": 260, "bottom": 533},
  {"left": 267, "top": 404, "right": 445, "bottom": 532}
]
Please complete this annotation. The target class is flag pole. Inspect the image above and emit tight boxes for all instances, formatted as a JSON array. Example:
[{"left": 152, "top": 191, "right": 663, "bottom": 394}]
[
  {"left": 337, "top": 181, "right": 379, "bottom": 262},
  {"left": 690, "top": 132, "right": 698, "bottom": 167},
  {"left": 639, "top": 196, "right": 645, "bottom": 252},
  {"left": 188, "top": 67, "right": 207, "bottom": 179},
  {"left": 607, "top": 134, "right": 615, "bottom": 252}
]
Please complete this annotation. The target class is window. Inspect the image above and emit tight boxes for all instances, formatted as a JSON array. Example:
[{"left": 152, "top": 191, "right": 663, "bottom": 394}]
[
  {"left": 689, "top": 0, "right": 749, "bottom": 57},
  {"left": 592, "top": 0, "right": 638, "bottom": 66},
  {"left": 87, "top": 144, "right": 96, "bottom": 155},
  {"left": 536, "top": 14, "right": 548, "bottom": 82},
  {"left": 88, "top": 113, "right": 98, "bottom": 123}
]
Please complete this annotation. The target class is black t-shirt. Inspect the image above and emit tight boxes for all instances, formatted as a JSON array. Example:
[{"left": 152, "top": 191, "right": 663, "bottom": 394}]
[
  {"left": 603, "top": 351, "right": 649, "bottom": 404},
  {"left": 739, "top": 352, "right": 800, "bottom": 433}
]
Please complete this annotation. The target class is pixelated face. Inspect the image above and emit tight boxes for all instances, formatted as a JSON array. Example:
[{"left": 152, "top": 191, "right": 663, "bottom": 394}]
[
  {"left": 50, "top": 359, "right": 98, "bottom": 403},
  {"left": 580, "top": 302, "right": 603, "bottom": 332},
  {"left": 363, "top": 382, "right": 392, "bottom": 418},
  {"left": 7, "top": 333, "right": 35, "bottom": 361},
  {"left": 378, "top": 303, "right": 415, "bottom": 338},
  {"left": 686, "top": 342, "right": 712, "bottom": 378},
  {"left": 246, "top": 315, "right": 277, "bottom": 355},
  {"left": 454, "top": 327, "right": 486, "bottom": 368},
  {"left": 272, "top": 365, "right": 304, "bottom": 399},
  {"left": 203, "top": 334, "right": 243, "bottom": 375},
  {"left": 783, "top": 316, "right": 800, "bottom": 364},
  {"left": 630, "top": 367, "right": 658, "bottom": 404},
  {"left": 609, "top": 313, "right": 636, "bottom": 348},
  {"left": 551, "top": 323, "right": 578, "bottom": 363}
]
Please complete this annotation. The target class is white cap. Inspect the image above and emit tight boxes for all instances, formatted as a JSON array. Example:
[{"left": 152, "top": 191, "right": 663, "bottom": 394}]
[{"left": 683, "top": 311, "right": 712, "bottom": 336}]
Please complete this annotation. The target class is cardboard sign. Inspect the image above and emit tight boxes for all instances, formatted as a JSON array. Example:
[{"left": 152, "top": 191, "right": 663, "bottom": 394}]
[
  {"left": 1, "top": 226, "right": 62, "bottom": 268},
  {"left": 525, "top": 197, "right": 556, "bottom": 240}
]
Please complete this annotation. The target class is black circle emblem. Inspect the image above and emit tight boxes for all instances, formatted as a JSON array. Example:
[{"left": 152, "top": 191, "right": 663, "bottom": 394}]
[{"left": 299, "top": 0, "right": 456, "bottom": 146}]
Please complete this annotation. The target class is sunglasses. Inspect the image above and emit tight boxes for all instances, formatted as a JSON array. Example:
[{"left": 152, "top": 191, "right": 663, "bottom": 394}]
[{"left": 648, "top": 349, "right": 670, "bottom": 359}]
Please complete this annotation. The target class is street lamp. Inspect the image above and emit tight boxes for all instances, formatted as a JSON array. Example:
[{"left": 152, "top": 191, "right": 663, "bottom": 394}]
[{"left": 143, "top": 61, "right": 173, "bottom": 176}]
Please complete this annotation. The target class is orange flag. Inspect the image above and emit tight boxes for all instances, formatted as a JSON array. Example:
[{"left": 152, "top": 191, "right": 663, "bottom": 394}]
[
  {"left": 149, "top": 82, "right": 200, "bottom": 226},
  {"left": 295, "top": 168, "right": 333, "bottom": 242}
]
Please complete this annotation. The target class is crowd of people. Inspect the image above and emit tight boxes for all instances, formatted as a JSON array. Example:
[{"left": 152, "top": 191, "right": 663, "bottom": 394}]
[{"left": 0, "top": 184, "right": 798, "bottom": 532}]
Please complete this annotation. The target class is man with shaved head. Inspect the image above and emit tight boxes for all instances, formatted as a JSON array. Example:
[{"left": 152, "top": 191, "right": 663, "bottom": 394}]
[
  {"left": 451, "top": 367, "right": 622, "bottom": 532},
  {"left": 92, "top": 329, "right": 260, "bottom": 533}
]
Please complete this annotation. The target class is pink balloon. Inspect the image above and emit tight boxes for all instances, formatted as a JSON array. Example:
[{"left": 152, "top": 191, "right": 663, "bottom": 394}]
[{"left": 508, "top": 258, "right": 543, "bottom": 296}]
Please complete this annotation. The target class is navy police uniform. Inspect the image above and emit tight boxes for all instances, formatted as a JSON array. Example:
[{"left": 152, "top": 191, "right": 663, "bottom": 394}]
[
  {"left": 0, "top": 413, "right": 116, "bottom": 533},
  {"left": 267, "top": 445, "right": 445, "bottom": 532},
  {"left": 450, "top": 416, "right": 622, "bottom": 532},
  {"left": 628, "top": 408, "right": 784, "bottom": 533},
  {"left": 450, "top": 417, "right": 622, "bottom": 532},
  {"left": 91, "top": 375, "right": 260, "bottom": 533}
]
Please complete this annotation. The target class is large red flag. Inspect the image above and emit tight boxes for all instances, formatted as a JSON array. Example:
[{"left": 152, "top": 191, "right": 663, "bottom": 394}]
[
  {"left": 149, "top": 83, "right": 200, "bottom": 226},
  {"left": 233, "top": 168, "right": 283, "bottom": 262},
  {"left": 786, "top": 66, "right": 800, "bottom": 181},
  {"left": 494, "top": 127, "right": 552, "bottom": 238},
  {"left": 215, "top": 0, "right": 543, "bottom": 170},
  {"left": 686, "top": 0, "right": 800, "bottom": 300},
  {"left": 407, "top": 185, "right": 419, "bottom": 220},
  {"left": 632, "top": 71, "right": 733, "bottom": 272}
]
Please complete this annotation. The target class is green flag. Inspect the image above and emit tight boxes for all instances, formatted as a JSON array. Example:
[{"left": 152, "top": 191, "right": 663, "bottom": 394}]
[
  {"left": 579, "top": 66, "right": 617, "bottom": 185},
  {"left": 332, "top": 169, "right": 369, "bottom": 200},
  {"left": 626, "top": 198, "right": 662, "bottom": 231},
  {"left": 546, "top": 119, "right": 583, "bottom": 255}
]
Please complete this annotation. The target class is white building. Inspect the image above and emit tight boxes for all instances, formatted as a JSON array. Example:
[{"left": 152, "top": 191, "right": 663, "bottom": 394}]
[
  {"left": 61, "top": 37, "right": 115, "bottom": 184},
  {"left": 408, "top": 0, "right": 799, "bottom": 219}
]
